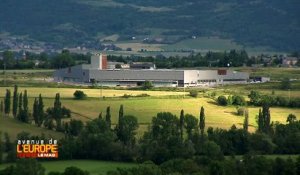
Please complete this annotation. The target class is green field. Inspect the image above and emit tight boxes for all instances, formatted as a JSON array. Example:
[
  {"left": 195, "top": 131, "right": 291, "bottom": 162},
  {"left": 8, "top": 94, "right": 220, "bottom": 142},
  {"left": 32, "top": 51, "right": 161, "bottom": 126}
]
[
  {"left": 0, "top": 117, "right": 64, "bottom": 139},
  {"left": 0, "top": 160, "right": 137, "bottom": 175},
  {"left": 234, "top": 67, "right": 300, "bottom": 81},
  {"left": 163, "top": 37, "right": 243, "bottom": 51},
  {"left": 220, "top": 84, "right": 300, "bottom": 98},
  {"left": 162, "top": 37, "right": 279, "bottom": 55},
  {"left": 1, "top": 89, "right": 299, "bottom": 136}
]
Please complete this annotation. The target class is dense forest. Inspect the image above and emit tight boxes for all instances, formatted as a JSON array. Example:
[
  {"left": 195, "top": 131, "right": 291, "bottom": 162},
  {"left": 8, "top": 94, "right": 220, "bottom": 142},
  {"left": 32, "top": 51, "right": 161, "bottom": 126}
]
[{"left": 0, "top": 0, "right": 299, "bottom": 51}]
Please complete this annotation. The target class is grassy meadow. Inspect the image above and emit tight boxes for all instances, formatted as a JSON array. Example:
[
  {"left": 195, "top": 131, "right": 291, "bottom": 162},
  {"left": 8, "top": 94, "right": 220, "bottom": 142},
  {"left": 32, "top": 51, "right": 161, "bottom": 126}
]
[
  {"left": 0, "top": 116, "right": 64, "bottom": 139},
  {"left": 1, "top": 87, "right": 299, "bottom": 138},
  {"left": 234, "top": 67, "right": 300, "bottom": 81},
  {"left": 163, "top": 37, "right": 243, "bottom": 51}
]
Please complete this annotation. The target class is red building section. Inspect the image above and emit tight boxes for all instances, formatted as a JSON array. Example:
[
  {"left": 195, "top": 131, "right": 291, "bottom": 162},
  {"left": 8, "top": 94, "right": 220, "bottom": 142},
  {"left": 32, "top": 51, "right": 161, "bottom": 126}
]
[
  {"left": 101, "top": 55, "right": 108, "bottom": 70},
  {"left": 217, "top": 69, "right": 227, "bottom": 75}
]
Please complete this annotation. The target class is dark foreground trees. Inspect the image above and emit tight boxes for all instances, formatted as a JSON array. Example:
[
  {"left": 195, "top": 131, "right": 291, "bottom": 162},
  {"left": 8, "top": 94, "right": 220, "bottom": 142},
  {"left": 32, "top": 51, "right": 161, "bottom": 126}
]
[
  {"left": 1, "top": 104, "right": 300, "bottom": 175},
  {"left": 55, "top": 106, "right": 300, "bottom": 164},
  {"left": 45, "top": 93, "right": 71, "bottom": 131},
  {"left": 0, "top": 159, "right": 45, "bottom": 175},
  {"left": 107, "top": 155, "right": 300, "bottom": 175},
  {"left": 0, "top": 159, "right": 89, "bottom": 175},
  {"left": 4, "top": 89, "right": 11, "bottom": 117}
]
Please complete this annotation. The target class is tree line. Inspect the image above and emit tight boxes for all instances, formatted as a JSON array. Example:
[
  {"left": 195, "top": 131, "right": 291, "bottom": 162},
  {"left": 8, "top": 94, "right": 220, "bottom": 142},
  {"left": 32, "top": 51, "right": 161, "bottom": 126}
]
[
  {"left": 109, "top": 51, "right": 300, "bottom": 68},
  {"left": 216, "top": 90, "right": 300, "bottom": 108},
  {"left": 1, "top": 85, "right": 71, "bottom": 132},
  {"left": 1, "top": 50, "right": 299, "bottom": 70},
  {"left": 0, "top": 50, "right": 90, "bottom": 69}
]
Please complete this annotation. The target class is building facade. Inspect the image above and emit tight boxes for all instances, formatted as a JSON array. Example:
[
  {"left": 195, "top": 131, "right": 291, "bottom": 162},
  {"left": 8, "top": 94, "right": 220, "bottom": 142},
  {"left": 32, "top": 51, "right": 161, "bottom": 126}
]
[{"left": 54, "top": 54, "right": 249, "bottom": 87}]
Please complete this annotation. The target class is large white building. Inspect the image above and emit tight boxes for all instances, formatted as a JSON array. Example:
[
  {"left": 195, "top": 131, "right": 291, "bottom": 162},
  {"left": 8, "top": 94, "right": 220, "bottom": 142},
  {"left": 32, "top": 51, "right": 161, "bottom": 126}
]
[{"left": 54, "top": 54, "right": 249, "bottom": 87}]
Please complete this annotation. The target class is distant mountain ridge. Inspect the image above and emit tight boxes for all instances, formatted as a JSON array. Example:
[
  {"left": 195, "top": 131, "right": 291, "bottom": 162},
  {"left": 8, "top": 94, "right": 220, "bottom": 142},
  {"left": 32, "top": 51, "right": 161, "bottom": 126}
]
[{"left": 0, "top": 0, "right": 299, "bottom": 51}]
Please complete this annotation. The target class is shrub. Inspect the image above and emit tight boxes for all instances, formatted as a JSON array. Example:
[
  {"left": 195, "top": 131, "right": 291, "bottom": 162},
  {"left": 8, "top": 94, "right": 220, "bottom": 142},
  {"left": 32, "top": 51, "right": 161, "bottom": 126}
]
[
  {"left": 237, "top": 107, "right": 246, "bottom": 116},
  {"left": 232, "top": 95, "right": 246, "bottom": 106},
  {"left": 189, "top": 90, "right": 198, "bottom": 97},
  {"left": 280, "top": 78, "right": 291, "bottom": 90},
  {"left": 217, "top": 96, "right": 228, "bottom": 106},
  {"left": 211, "top": 91, "right": 217, "bottom": 97},
  {"left": 115, "top": 64, "right": 121, "bottom": 69},
  {"left": 260, "top": 95, "right": 276, "bottom": 106},
  {"left": 289, "top": 98, "right": 300, "bottom": 108},
  {"left": 143, "top": 81, "right": 153, "bottom": 90},
  {"left": 276, "top": 96, "right": 288, "bottom": 107},
  {"left": 227, "top": 95, "right": 233, "bottom": 105},
  {"left": 136, "top": 93, "right": 150, "bottom": 97},
  {"left": 248, "top": 90, "right": 260, "bottom": 105},
  {"left": 73, "top": 90, "right": 87, "bottom": 100},
  {"left": 286, "top": 114, "right": 297, "bottom": 124},
  {"left": 123, "top": 94, "right": 132, "bottom": 98}
]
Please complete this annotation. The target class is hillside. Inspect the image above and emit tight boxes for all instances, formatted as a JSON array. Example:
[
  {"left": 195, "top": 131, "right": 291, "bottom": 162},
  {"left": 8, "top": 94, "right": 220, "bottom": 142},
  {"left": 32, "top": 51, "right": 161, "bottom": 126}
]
[{"left": 0, "top": 0, "right": 299, "bottom": 51}]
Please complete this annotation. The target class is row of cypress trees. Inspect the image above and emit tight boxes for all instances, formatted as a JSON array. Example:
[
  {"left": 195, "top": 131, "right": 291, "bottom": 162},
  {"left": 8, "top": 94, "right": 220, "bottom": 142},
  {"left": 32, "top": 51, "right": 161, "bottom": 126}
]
[{"left": 2, "top": 85, "right": 44, "bottom": 125}]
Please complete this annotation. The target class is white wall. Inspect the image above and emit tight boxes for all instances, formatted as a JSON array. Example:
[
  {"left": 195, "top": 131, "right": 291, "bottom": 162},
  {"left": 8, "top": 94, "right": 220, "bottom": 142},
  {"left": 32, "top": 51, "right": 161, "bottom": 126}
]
[{"left": 91, "top": 54, "right": 102, "bottom": 69}]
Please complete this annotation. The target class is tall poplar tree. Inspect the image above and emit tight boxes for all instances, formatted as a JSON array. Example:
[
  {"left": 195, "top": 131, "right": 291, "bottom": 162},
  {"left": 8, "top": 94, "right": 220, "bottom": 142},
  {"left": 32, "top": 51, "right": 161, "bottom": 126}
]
[
  {"left": 33, "top": 98, "right": 38, "bottom": 125},
  {"left": 4, "top": 89, "right": 11, "bottom": 116},
  {"left": 23, "top": 90, "right": 28, "bottom": 111},
  {"left": 22, "top": 90, "right": 29, "bottom": 123},
  {"left": 243, "top": 108, "right": 249, "bottom": 132},
  {"left": 12, "top": 85, "right": 18, "bottom": 118},
  {"left": 116, "top": 105, "right": 124, "bottom": 141},
  {"left": 98, "top": 112, "right": 103, "bottom": 119},
  {"left": 199, "top": 106, "right": 205, "bottom": 137},
  {"left": 257, "top": 109, "right": 263, "bottom": 132},
  {"left": 53, "top": 93, "right": 62, "bottom": 130},
  {"left": 18, "top": 92, "right": 23, "bottom": 121},
  {"left": 106, "top": 106, "right": 111, "bottom": 128},
  {"left": 262, "top": 104, "right": 271, "bottom": 134},
  {"left": 179, "top": 109, "right": 184, "bottom": 141},
  {"left": 37, "top": 94, "right": 44, "bottom": 127}
]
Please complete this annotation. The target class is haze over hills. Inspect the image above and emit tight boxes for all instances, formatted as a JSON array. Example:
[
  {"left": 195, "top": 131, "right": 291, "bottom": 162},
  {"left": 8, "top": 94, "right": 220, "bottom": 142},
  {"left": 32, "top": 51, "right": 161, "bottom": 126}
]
[{"left": 0, "top": 0, "right": 299, "bottom": 51}]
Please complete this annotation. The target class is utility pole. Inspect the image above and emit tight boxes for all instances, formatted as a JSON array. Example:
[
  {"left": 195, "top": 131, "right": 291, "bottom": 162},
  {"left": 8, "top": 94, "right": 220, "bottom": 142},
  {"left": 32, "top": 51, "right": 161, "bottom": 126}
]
[
  {"left": 99, "top": 81, "right": 103, "bottom": 99},
  {"left": 183, "top": 84, "right": 185, "bottom": 99}
]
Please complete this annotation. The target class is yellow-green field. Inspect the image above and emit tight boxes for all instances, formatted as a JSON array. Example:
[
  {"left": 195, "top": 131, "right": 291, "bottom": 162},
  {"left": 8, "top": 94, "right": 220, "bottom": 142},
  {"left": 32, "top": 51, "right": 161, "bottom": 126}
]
[
  {"left": 0, "top": 87, "right": 187, "bottom": 98},
  {"left": 0, "top": 86, "right": 299, "bottom": 137},
  {"left": 59, "top": 98, "right": 300, "bottom": 132}
]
